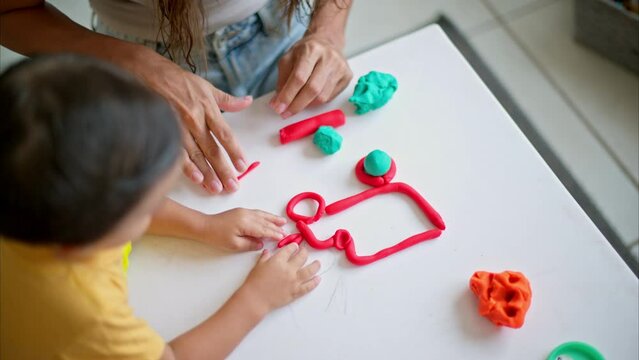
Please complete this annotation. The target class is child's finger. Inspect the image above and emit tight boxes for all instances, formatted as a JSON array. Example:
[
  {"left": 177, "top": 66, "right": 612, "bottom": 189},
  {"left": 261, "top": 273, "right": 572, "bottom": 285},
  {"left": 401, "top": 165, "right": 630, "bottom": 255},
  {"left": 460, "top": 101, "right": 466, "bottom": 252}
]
[
  {"left": 253, "top": 210, "right": 287, "bottom": 226},
  {"left": 289, "top": 246, "right": 308, "bottom": 268},
  {"left": 298, "top": 260, "right": 321, "bottom": 281},
  {"left": 244, "top": 221, "right": 285, "bottom": 241},
  {"left": 240, "top": 237, "right": 264, "bottom": 251},
  {"left": 297, "top": 276, "right": 321, "bottom": 297},
  {"left": 274, "top": 242, "right": 298, "bottom": 260},
  {"left": 257, "top": 249, "right": 271, "bottom": 263}
]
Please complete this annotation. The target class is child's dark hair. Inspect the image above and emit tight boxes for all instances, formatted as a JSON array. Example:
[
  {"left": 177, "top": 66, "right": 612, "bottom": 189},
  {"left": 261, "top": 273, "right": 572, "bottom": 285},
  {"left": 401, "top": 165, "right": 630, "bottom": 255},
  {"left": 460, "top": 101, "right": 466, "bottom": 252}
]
[{"left": 0, "top": 54, "right": 181, "bottom": 245}]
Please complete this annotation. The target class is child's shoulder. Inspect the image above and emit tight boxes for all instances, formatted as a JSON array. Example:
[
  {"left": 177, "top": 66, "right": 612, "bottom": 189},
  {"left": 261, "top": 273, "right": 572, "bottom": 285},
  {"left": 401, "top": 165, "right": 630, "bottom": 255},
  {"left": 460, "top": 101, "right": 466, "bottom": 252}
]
[
  {"left": 2, "top": 238, "right": 127, "bottom": 314},
  {"left": 1, "top": 239, "right": 164, "bottom": 359}
]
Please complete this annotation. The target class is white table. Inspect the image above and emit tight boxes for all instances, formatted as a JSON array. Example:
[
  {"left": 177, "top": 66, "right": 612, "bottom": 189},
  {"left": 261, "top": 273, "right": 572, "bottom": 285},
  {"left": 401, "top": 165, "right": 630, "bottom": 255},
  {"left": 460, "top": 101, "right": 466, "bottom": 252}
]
[{"left": 128, "top": 25, "right": 638, "bottom": 359}]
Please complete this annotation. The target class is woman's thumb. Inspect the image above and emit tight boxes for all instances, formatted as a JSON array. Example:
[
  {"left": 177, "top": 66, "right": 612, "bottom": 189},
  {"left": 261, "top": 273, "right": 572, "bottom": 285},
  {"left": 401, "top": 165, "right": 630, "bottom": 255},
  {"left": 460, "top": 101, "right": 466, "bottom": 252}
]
[{"left": 213, "top": 89, "right": 253, "bottom": 112}]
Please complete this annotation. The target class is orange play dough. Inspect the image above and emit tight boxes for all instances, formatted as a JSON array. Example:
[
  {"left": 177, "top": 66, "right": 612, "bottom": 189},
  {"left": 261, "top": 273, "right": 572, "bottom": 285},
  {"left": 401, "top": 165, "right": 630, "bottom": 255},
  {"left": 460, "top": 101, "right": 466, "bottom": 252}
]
[{"left": 469, "top": 270, "right": 532, "bottom": 328}]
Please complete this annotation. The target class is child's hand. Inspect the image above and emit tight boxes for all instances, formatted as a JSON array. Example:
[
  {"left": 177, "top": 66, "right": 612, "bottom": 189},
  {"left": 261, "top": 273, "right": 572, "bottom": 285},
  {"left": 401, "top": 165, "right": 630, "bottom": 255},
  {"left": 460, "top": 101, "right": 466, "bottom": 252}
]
[
  {"left": 242, "top": 243, "right": 321, "bottom": 313},
  {"left": 196, "top": 208, "right": 288, "bottom": 251}
]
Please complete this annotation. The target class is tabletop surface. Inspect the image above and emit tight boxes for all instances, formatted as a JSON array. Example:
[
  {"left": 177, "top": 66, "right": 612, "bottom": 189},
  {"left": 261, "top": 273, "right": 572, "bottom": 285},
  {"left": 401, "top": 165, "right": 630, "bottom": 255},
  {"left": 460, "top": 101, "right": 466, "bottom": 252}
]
[{"left": 128, "top": 25, "right": 638, "bottom": 359}]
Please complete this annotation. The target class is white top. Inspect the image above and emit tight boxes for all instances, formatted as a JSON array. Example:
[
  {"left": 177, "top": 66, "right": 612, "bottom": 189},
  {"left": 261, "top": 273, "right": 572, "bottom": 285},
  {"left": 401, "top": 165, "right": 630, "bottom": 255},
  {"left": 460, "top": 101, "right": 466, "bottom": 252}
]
[
  {"left": 89, "top": 0, "right": 269, "bottom": 41},
  {"left": 127, "top": 25, "right": 639, "bottom": 359}
]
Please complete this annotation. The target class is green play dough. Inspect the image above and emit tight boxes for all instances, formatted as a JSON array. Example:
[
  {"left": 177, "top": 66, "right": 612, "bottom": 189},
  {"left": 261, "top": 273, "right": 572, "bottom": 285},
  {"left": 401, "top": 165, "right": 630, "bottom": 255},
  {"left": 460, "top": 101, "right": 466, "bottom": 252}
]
[
  {"left": 313, "top": 126, "right": 342, "bottom": 155},
  {"left": 348, "top": 71, "right": 398, "bottom": 114},
  {"left": 547, "top": 342, "right": 605, "bottom": 360},
  {"left": 364, "top": 149, "right": 391, "bottom": 176}
]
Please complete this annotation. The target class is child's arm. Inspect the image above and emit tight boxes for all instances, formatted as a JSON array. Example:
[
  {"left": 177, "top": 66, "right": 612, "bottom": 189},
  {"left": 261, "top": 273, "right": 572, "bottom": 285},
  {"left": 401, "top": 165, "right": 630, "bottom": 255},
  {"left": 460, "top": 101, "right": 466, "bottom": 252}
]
[
  {"left": 160, "top": 243, "right": 321, "bottom": 360},
  {"left": 147, "top": 198, "right": 287, "bottom": 251}
]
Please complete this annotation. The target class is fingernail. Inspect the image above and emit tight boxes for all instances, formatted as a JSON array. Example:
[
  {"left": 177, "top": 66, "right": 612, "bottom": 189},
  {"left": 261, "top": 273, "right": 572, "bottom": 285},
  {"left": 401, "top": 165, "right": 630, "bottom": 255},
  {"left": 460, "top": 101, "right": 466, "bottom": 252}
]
[
  {"left": 210, "top": 179, "right": 223, "bottom": 193},
  {"left": 192, "top": 171, "right": 204, "bottom": 183},
  {"left": 256, "top": 242, "right": 264, "bottom": 250},
  {"left": 275, "top": 103, "right": 286, "bottom": 114},
  {"left": 281, "top": 111, "right": 292, "bottom": 119},
  {"left": 237, "top": 159, "right": 247, "bottom": 172},
  {"left": 243, "top": 95, "right": 253, "bottom": 101},
  {"left": 226, "top": 178, "right": 239, "bottom": 192}
]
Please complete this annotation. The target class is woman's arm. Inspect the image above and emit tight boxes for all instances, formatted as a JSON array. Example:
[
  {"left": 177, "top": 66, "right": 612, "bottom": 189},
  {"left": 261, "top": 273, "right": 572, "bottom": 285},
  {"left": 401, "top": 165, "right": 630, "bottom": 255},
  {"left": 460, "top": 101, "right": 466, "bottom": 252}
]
[
  {"left": 269, "top": 0, "right": 354, "bottom": 118},
  {"left": 0, "top": 1, "right": 251, "bottom": 194}
]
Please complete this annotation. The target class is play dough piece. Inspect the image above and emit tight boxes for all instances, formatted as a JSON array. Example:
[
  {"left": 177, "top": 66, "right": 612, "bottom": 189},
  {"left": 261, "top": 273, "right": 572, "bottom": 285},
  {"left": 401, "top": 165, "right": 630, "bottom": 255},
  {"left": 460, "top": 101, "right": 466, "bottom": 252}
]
[
  {"left": 121, "top": 242, "right": 132, "bottom": 273},
  {"left": 313, "top": 126, "right": 342, "bottom": 155},
  {"left": 326, "top": 182, "right": 446, "bottom": 231},
  {"left": 364, "top": 149, "right": 392, "bottom": 176},
  {"left": 469, "top": 270, "right": 532, "bottom": 328},
  {"left": 279, "top": 109, "right": 345, "bottom": 144},
  {"left": 276, "top": 154, "right": 445, "bottom": 266},
  {"left": 348, "top": 71, "right": 398, "bottom": 114},
  {"left": 547, "top": 342, "right": 605, "bottom": 360},
  {"left": 237, "top": 161, "right": 260, "bottom": 180},
  {"left": 355, "top": 157, "right": 397, "bottom": 187}
]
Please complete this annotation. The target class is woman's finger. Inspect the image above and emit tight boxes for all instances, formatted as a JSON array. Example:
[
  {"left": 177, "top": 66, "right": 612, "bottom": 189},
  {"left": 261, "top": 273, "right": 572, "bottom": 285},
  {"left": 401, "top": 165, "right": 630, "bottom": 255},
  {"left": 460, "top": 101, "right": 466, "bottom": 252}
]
[
  {"left": 271, "top": 53, "right": 319, "bottom": 117},
  {"left": 201, "top": 106, "right": 242, "bottom": 192},
  {"left": 181, "top": 149, "right": 204, "bottom": 184},
  {"left": 182, "top": 127, "right": 223, "bottom": 194},
  {"left": 283, "top": 61, "right": 331, "bottom": 117}
]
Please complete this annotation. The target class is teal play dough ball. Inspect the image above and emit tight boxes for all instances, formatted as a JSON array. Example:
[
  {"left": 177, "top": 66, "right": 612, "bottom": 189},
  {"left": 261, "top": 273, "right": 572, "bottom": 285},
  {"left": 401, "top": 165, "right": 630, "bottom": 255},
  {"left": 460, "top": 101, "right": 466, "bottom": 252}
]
[
  {"left": 364, "top": 150, "right": 392, "bottom": 176},
  {"left": 313, "top": 126, "right": 343, "bottom": 155}
]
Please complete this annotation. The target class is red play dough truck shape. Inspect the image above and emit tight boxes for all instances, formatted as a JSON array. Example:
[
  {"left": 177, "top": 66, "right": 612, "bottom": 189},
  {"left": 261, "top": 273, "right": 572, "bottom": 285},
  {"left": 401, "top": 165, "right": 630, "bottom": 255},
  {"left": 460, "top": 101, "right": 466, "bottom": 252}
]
[{"left": 278, "top": 155, "right": 446, "bottom": 265}]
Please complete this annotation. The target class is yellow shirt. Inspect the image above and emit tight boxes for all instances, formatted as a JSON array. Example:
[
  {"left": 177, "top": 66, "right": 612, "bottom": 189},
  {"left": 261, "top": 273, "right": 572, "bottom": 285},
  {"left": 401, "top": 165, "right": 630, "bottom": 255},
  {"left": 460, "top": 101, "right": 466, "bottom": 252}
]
[{"left": 0, "top": 239, "right": 165, "bottom": 360}]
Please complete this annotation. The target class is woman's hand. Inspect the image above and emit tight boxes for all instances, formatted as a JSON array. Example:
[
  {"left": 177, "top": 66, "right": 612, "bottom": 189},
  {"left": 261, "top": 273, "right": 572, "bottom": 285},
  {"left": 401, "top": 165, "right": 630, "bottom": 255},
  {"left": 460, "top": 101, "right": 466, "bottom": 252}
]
[
  {"left": 241, "top": 243, "right": 321, "bottom": 313},
  {"left": 194, "top": 208, "right": 288, "bottom": 251},
  {"left": 269, "top": 33, "right": 352, "bottom": 119},
  {"left": 128, "top": 48, "right": 253, "bottom": 194}
]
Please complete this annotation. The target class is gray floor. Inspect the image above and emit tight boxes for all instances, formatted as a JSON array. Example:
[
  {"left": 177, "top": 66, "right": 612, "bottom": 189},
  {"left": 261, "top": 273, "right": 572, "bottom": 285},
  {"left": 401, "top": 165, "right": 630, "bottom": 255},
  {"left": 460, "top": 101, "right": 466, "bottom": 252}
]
[{"left": 1, "top": 0, "right": 637, "bottom": 263}]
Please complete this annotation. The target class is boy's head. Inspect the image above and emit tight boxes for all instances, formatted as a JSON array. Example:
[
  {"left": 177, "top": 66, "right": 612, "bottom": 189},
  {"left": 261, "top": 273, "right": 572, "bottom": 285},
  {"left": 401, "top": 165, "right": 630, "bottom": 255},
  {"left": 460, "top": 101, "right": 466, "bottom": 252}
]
[{"left": 0, "top": 54, "right": 182, "bottom": 247}]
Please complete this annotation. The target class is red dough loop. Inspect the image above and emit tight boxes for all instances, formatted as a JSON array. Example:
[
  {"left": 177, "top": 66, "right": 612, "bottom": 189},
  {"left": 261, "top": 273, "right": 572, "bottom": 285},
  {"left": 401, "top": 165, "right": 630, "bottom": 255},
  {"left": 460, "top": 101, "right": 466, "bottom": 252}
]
[
  {"left": 278, "top": 154, "right": 446, "bottom": 266},
  {"left": 355, "top": 157, "right": 397, "bottom": 187},
  {"left": 326, "top": 182, "right": 446, "bottom": 230},
  {"left": 278, "top": 183, "right": 446, "bottom": 265},
  {"left": 469, "top": 271, "right": 532, "bottom": 329},
  {"left": 285, "top": 192, "right": 326, "bottom": 224},
  {"left": 279, "top": 109, "right": 346, "bottom": 145}
]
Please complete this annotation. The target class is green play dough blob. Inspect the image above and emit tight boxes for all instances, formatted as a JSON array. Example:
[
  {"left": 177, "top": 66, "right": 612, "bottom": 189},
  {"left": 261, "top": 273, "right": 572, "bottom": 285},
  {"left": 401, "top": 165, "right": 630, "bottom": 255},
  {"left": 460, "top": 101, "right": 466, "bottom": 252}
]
[
  {"left": 313, "top": 126, "right": 343, "bottom": 155},
  {"left": 348, "top": 71, "right": 398, "bottom": 114},
  {"left": 364, "top": 149, "right": 391, "bottom": 176},
  {"left": 546, "top": 342, "right": 605, "bottom": 360}
]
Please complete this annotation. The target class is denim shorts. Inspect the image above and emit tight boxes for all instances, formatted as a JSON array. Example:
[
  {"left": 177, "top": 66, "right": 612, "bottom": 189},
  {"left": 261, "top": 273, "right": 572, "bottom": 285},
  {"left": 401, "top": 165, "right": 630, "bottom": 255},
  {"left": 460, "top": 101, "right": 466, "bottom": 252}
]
[{"left": 94, "top": 1, "right": 308, "bottom": 97}]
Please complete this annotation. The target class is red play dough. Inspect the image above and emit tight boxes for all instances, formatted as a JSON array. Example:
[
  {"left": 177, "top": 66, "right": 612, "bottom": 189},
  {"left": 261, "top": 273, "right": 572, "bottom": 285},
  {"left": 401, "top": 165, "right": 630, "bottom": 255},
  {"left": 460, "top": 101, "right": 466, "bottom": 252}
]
[
  {"left": 279, "top": 109, "right": 346, "bottom": 144},
  {"left": 469, "top": 270, "right": 532, "bottom": 328},
  {"left": 278, "top": 156, "right": 446, "bottom": 266},
  {"left": 237, "top": 161, "right": 260, "bottom": 181},
  {"left": 326, "top": 182, "right": 446, "bottom": 231},
  {"left": 355, "top": 157, "right": 397, "bottom": 187}
]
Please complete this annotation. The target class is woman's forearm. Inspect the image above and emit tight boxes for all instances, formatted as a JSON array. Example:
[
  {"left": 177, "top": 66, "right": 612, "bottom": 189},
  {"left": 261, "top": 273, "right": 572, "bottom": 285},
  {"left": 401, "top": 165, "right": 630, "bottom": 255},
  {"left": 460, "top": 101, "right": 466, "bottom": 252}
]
[
  {"left": 0, "top": 1, "right": 155, "bottom": 68},
  {"left": 306, "top": 0, "right": 353, "bottom": 48}
]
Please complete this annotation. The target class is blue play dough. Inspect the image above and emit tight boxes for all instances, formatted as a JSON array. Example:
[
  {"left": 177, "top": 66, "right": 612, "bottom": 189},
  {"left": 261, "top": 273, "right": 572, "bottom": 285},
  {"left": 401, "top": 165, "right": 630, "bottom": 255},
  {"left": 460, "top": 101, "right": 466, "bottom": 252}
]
[{"left": 364, "top": 149, "right": 392, "bottom": 176}]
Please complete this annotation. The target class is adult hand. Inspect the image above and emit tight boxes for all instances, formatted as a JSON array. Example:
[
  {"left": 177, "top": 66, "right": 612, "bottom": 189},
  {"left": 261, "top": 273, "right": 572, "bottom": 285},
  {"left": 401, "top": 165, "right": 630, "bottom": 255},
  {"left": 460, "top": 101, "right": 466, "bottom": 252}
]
[
  {"left": 131, "top": 48, "right": 252, "bottom": 194},
  {"left": 269, "top": 33, "right": 352, "bottom": 119}
]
